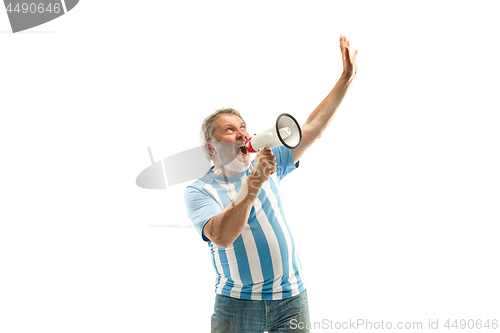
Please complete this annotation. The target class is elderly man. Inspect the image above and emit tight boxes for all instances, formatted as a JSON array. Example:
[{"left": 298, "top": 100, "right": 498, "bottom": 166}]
[{"left": 185, "top": 36, "right": 357, "bottom": 333}]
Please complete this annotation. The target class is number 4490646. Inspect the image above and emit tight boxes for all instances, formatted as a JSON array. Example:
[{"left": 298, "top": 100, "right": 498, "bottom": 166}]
[
  {"left": 444, "top": 319, "right": 498, "bottom": 330},
  {"left": 6, "top": 3, "right": 62, "bottom": 14}
]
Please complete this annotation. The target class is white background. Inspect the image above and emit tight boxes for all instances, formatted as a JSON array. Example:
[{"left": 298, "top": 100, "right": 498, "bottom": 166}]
[{"left": 1, "top": 1, "right": 499, "bottom": 332}]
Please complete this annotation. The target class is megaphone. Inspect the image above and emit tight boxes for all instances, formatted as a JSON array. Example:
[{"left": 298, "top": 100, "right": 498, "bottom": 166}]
[{"left": 245, "top": 113, "right": 302, "bottom": 153}]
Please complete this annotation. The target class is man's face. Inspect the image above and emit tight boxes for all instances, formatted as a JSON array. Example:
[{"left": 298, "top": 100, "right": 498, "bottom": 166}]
[{"left": 210, "top": 114, "right": 251, "bottom": 172}]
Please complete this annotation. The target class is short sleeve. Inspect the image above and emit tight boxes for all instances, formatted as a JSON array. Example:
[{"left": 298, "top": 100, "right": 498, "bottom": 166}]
[
  {"left": 271, "top": 146, "right": 299, "bottom": 181},
  {"left": 184, "top": 185, "right": 222, "bottom": 242}
]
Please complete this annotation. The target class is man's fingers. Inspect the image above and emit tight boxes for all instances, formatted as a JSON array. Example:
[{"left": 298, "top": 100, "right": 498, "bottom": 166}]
[
  {"left": 340, "top": 36, "right": 357, "bottom": 62},
  {"left": 265, "top": 164, "right": 277, "bottom": 177},
  {"left": 258, "top": 149, "right": 275, "bottom": 159}
]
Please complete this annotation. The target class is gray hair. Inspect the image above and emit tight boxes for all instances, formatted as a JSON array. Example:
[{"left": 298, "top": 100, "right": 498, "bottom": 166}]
[{"left": 200, "top": 107, "right": 245, "bottom": 160}]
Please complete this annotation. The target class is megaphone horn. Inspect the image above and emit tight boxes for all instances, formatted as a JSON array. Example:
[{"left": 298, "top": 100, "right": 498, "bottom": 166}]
[{"left": 245, "top": 113, "right": 302, "bottom": 153}]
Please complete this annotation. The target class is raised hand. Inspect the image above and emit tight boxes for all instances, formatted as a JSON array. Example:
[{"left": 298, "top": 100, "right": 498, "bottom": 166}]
[{"left": 340, "top": 35, "right": 358, "bottom": 78}]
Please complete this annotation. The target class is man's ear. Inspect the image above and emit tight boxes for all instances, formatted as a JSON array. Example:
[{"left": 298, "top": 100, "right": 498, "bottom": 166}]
[{"left": 205, "top": 142, "right": 215, "bottom": 155}]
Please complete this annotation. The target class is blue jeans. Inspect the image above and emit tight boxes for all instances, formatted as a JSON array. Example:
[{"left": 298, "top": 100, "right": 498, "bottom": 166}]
[{"left": 211, "top": 290, "right": 310, "bottom": 333}]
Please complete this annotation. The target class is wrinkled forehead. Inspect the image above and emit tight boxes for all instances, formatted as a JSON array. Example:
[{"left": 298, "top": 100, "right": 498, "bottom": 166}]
[{"left": 214, "top": 114, "right": 246, "bottom": 130}]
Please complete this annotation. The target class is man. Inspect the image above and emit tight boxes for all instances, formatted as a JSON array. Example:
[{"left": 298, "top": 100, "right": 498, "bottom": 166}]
[{"left": 185, "top": 36, "right": 357, "bottom": 332}]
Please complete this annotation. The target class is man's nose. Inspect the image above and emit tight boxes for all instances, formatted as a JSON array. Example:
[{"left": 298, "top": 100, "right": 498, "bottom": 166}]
[{"left": 236, "top": 129, "right": 248, "bottom": 141}]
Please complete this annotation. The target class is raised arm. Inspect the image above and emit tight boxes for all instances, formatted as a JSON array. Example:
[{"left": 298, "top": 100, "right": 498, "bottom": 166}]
[{"left": 292, "top": 35, "right": 358, "bottom": 164}]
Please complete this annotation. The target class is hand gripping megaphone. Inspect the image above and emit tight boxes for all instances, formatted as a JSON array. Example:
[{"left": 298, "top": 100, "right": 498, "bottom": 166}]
[{"left": 245, "top": 113, "right": 302, "bottom": 153}]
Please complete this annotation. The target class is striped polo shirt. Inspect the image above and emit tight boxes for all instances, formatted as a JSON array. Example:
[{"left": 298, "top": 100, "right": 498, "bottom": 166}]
[{"left": 184, "top": 146, "right": 305, "bottom": 300}]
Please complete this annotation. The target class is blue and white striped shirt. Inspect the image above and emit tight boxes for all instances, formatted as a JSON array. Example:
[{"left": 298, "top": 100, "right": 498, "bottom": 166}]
[{"left": 184, "top": 146, "right": 305, "bottom": 300}]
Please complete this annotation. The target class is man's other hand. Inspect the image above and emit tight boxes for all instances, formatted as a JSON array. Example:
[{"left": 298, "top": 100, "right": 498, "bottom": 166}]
[{"left": 340, "top": 35, "right": 358, "bottom": 78}]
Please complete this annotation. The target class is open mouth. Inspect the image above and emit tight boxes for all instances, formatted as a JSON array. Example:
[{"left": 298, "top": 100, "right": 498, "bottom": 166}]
[{"left": 236, "top": 145, "right": 248, "bottom": 157}]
